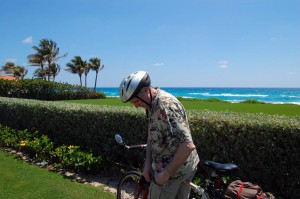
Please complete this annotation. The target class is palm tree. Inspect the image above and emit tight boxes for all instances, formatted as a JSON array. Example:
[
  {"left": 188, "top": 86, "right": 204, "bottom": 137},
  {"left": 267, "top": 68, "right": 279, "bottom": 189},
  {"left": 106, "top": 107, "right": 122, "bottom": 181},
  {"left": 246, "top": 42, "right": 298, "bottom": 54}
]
[
  {"left": 28, "top": 40, "right": 48, "bottom": 80},
  {"left": 27, "top": 39, "right": 67, "bottom": 81},
  {"left": 65, "top": 56, "right": 85, "bottom": 86},
  {"left": 48, "top": 63, "right": 60, "bottom": 82},
  {"left": 1, "top": 62, "right": 28, "bottom": 79},
  {"left": 14, "top": 66, "right": 28, "bottom": 80},
  {"left": 89, "top": 57, "right": 104, "bottom": 90},
  {"left": 27, "top": 52, "right": 46, "bottom": 80},
  {"left": 33, "top": 68, "right": 47, "bottom": 79},
  {"left": 2, "top": 62, "right": 15, "bottom": 75},
  {"left": 83, "top": 60, "right": 90, "bottom": 87}
]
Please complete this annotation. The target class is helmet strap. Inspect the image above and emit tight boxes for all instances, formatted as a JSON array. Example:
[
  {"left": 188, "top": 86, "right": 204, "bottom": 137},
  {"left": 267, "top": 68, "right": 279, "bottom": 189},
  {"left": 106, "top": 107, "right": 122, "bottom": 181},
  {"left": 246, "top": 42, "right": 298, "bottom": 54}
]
[
  {"left": 136, "top": 96, "right": 151, "bottom": 108},
  {"left": 149, "top": 87, "right": 153, "bottom": 103}
]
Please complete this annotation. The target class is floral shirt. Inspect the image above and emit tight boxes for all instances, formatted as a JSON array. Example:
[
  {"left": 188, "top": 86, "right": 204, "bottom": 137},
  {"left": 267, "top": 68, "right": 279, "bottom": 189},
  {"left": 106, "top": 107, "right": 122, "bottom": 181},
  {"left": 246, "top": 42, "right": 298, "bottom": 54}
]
[{"left": 148, "top": 88, "right": 199, "bottom": 178}]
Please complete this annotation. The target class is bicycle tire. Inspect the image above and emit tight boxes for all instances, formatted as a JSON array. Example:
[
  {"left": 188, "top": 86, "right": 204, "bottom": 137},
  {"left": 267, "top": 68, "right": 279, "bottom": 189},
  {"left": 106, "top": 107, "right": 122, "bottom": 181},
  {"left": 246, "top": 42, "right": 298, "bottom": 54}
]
[
  {"left": 189, "top": 188, "right": 210, "bottom": 199},
  {"left": 117, "top": 171, "right": 149, "bottom": 199},
  {"left": 200, "top": 192, "right": 210, "bottom": 199}
]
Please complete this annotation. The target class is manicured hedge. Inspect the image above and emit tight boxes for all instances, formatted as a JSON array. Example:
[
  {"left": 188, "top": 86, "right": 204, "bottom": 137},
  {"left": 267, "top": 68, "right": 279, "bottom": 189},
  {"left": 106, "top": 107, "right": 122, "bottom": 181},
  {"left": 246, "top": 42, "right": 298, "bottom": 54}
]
[
  {"left": 0, "top": 79, "right": 105, "bottom": 100},
  {"left": 188, "top": 111, "right": 300, "bottom": 199},
  {"left": 0, "top": 97, "right": 147, "bottom": 171},
  {"left": 0, "top": 97, "right": 299, "bottom": 198}
]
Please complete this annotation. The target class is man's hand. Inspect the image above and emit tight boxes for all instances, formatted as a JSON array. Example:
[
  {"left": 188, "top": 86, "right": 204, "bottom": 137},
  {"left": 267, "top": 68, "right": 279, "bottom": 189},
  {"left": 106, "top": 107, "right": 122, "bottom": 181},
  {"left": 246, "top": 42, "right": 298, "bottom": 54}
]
[
  {"left": 154, "top": 169, "right": 171, "bottom": 186},
  {"left": 143, "top": 164, "right": 152, "bottom": 182}
]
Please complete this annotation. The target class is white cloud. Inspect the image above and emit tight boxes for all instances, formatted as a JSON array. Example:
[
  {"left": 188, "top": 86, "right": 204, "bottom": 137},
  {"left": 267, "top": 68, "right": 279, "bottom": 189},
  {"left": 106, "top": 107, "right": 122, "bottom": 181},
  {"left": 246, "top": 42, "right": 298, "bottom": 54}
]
[
  {"left": 22, "top": 36, "right": 33, "bottom": 44},
  {"left": 218, "top": 60, "right": 228, "bottom": 68},
  {"left": 287, "top": 72, "right": 296, "bottom": 75},
  {"left": 153, "top": 62, "right": 165, "bottom": 67}
]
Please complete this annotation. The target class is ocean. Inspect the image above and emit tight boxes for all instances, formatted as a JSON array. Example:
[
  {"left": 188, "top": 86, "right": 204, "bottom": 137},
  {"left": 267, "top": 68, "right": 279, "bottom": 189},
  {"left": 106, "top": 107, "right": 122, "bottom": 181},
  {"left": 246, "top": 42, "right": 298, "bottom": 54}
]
[{"left": 95, "top": 87, "right": 300, "bottom": 105}]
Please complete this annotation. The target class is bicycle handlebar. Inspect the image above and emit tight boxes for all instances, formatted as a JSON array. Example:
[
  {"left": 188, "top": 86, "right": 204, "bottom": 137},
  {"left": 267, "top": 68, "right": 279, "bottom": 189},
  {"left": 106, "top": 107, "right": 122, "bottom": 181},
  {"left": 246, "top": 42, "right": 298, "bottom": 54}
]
[
  {"left": 126, "top": 144, "right": 147, "bottom": 149},
  {"left": 115, "top": 133, "right": 146, "bottom": 150}
]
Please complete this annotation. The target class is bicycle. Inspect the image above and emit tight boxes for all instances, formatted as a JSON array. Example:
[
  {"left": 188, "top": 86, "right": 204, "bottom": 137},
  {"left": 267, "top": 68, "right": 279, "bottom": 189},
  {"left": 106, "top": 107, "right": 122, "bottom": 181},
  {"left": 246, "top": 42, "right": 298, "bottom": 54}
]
[{"left": 115, "top": 133, "right": 238, "bottom": 199}]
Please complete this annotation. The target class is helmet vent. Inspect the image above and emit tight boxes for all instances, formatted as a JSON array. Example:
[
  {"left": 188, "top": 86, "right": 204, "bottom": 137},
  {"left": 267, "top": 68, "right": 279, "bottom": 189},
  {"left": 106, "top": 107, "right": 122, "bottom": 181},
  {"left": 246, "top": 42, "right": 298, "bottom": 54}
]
[{"left": 126, "top": 79, "right": 132, "bottom": 91}]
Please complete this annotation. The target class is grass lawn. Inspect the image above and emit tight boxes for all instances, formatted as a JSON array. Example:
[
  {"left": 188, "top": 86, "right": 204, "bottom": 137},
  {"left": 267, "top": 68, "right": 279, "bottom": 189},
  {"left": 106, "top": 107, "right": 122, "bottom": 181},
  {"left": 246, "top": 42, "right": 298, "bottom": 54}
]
[
  {"left": 63, "top": 97, "right": 300, "bottom": 116},
  {"left": 0, "top": 149, "right": 115, "bottom": 199}
]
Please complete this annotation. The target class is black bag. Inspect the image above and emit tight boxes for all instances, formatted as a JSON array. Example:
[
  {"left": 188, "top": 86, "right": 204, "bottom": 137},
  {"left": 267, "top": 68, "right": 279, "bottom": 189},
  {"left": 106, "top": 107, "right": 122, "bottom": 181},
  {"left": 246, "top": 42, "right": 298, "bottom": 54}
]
[{"left": 225, "top": 180, "right": 276, "bottom": 199}]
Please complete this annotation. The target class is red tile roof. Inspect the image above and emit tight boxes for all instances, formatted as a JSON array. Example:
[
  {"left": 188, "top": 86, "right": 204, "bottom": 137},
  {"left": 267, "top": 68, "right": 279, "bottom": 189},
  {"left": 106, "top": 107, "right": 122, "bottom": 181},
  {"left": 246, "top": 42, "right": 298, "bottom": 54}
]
[{"left": 0, "top": 76, "right": 17, "bottom": 80}]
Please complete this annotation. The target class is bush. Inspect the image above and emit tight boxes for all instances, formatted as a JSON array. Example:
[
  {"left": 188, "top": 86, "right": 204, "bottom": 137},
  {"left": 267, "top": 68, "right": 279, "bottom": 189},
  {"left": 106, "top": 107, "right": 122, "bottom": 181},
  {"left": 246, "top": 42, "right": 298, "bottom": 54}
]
[
  {"left": 0, "top": 124, "right": 102, "bottom": 173},
  {"left": 0, "top": 79, "right": 106, "bottom": 100},
  {"left": 239, "top": 100, "right": 266, "bottom": 104},
  {"left": 188, "top": 110, "right": 300, "bottom": 199},
  {"left": 51, "top": 145, "right": 101, "bottom": 173},
  {"left": 177, "top": 97, "right": 229, "bottom": 103},
  {"left": 27, "top": 135, "right": 54, "bottom": 161},
  {"left": 0, "top": 126, "right": 36, "bottom": 149},
  {"left": 0, "top": 96, "right": 299, "bottom": 198}
]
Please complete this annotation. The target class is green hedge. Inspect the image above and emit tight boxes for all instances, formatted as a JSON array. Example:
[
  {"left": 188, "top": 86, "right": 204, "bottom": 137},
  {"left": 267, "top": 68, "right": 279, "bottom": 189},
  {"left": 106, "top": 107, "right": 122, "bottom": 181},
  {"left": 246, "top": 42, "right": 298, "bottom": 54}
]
[
  {"left": 188, "top": 111, "right": 300, "bottom": 198},
  {"left": 0, "top": 79, "right": 105, "bottom": 100},
  {"left": 0, "top": 96, "right": 147, "bottom": 171},
  {"left": 0, "top": 97, "right": 299, "bottom": 198}
]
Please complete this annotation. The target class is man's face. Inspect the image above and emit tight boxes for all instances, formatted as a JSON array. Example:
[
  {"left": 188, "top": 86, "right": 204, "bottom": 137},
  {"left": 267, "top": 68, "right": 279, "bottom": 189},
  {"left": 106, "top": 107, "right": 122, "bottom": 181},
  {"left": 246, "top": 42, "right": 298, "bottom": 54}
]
[{"left": 129, "top": 97, "right": 148, "bottom": 109}]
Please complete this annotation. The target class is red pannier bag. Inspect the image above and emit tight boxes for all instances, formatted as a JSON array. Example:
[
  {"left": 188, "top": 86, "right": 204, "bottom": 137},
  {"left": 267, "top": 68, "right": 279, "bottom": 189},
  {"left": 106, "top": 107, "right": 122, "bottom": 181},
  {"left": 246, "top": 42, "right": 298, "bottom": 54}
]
[{"left": 225, "top": 180, "right": 276, "bottom": 199}]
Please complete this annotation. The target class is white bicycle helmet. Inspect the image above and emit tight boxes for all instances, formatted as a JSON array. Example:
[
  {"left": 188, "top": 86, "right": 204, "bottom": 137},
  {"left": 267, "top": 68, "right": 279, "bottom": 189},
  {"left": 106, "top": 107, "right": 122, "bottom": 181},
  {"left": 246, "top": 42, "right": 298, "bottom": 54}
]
[{"left": 119, "top": 71, "right": 151, "bottom": 103}]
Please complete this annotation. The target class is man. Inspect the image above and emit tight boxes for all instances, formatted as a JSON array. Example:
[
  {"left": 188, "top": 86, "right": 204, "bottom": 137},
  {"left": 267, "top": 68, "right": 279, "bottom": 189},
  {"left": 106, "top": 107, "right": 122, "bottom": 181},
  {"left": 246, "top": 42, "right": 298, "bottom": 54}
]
[{"left": 119, "top": 71, "right": 199, "bottom": 199}]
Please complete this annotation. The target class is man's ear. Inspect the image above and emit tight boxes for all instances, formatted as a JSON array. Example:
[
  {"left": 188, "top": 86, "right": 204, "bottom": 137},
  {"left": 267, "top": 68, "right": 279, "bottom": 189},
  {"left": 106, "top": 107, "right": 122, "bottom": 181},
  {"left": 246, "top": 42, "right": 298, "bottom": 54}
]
[
  {"left": 144, "top": 87, "right": 150, "bottom": 92},
  {"left": 141, "top": 87, "right": 149, "bottom": 95}
]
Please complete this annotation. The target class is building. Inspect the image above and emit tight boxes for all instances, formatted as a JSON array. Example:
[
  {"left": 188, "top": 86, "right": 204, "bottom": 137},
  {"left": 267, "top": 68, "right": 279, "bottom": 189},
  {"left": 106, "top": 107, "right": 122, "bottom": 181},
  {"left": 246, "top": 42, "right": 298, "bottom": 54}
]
[{"left": 0, "top": 69, "right": 17, "bottom": 80}]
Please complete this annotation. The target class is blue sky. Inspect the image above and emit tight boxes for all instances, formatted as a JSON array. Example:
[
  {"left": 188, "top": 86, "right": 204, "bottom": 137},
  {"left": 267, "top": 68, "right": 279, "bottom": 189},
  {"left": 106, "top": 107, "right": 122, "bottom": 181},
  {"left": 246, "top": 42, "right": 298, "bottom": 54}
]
[{"left": 1, "top": 0, "right": 299, "bottom": 88}]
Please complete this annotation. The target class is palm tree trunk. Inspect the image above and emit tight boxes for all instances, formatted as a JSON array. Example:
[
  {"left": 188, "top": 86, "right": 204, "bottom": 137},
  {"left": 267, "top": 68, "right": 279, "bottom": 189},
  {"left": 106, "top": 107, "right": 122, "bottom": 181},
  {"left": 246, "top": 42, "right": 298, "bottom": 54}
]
[
  {"left": 79, "top": 74, "right": 82, "bottom": 86},
  {"left": 48, "top": 60, "right": 51, "bottom": 81},
  {"left": 85, "top": 74, "right": 87, "bottom": 87},
  {"left": 94, "top": 71, "right": 99, "bottom": 90}
]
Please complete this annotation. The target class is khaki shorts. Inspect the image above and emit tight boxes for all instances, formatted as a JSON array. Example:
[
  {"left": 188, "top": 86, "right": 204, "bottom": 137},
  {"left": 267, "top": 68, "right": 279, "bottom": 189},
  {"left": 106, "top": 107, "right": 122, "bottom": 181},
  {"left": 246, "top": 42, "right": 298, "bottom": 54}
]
[{"left": 149, "top": 169, "right": 197, "bottom": 199}]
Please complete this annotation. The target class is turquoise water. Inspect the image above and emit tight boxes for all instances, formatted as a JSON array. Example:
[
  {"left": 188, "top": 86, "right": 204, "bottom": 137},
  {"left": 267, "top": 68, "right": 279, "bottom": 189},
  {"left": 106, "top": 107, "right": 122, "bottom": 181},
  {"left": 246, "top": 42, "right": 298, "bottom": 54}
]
[{"left": 95, "top": 87, "right": 300, "bottom": 105}]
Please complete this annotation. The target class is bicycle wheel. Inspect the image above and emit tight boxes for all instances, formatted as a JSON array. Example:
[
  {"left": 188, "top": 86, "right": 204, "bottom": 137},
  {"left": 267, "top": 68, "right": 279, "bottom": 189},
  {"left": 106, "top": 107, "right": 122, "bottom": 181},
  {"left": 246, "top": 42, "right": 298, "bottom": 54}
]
[
  {"left": 189, "top": 188, "right": 210, "bottom": 199},
  {"left": 117, "top": 171, "right": 149, "bottom": 199}
]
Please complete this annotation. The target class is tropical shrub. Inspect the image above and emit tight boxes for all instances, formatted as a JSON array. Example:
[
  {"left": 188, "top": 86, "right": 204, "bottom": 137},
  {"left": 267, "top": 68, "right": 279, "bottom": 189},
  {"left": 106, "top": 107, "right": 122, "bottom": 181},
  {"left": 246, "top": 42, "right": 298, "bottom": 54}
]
[
  {"left": 51, "top": 145, "right": 101, "bottom": 173},
  {"left": 27, "top": 135, "right": 54, "bottom": 160},
  {"left": 239, "top": 99, "right": 266, "bottom": 104},
  {"left": 0, "top": 79, "right": 105, "bottom": 100},
  {"left": 0, "top": 126, "right": 36, "bottom": 149},
  {"left": 0, "top": 125, "right": 102, "bottom": 173},
  {"left": 177, "top": 97, "right": 229, "bottom": 103}
]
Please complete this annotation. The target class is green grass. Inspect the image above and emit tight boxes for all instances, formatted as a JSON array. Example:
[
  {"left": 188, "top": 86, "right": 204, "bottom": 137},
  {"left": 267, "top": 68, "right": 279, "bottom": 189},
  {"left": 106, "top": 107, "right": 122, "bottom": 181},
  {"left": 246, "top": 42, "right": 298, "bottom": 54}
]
[
  {"left": 0, "top": 149, "right": 115, "bottom": 199},
  {"left": 63, "top": 97, "right": 300, "bottom": 116}
]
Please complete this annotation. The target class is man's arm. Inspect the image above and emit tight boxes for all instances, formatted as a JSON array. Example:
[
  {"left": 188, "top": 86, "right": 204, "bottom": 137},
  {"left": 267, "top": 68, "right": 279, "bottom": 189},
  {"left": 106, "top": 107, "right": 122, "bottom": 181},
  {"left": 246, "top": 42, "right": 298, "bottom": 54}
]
[{"left": 154, "top": 141, "right": 196, "bottom": 185}]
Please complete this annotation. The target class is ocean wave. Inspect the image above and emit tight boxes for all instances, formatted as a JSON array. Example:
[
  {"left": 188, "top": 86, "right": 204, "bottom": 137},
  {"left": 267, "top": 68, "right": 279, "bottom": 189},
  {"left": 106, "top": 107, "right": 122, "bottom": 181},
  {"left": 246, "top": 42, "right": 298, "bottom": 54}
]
[
  {"left": 222, "top": 100, "right": 300, "bottom": 105},
  {"left": 189, "top": 92, "right": 268, "bottom": 98},
  {"left": 178, "top": 97, "right": 300, "bottom": 105},
  {"left": 267, "top": 101, "right": 300, "bottom": 105},
  {"left": 280, "top": 95, "right": 300, "bottom": 98}
]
